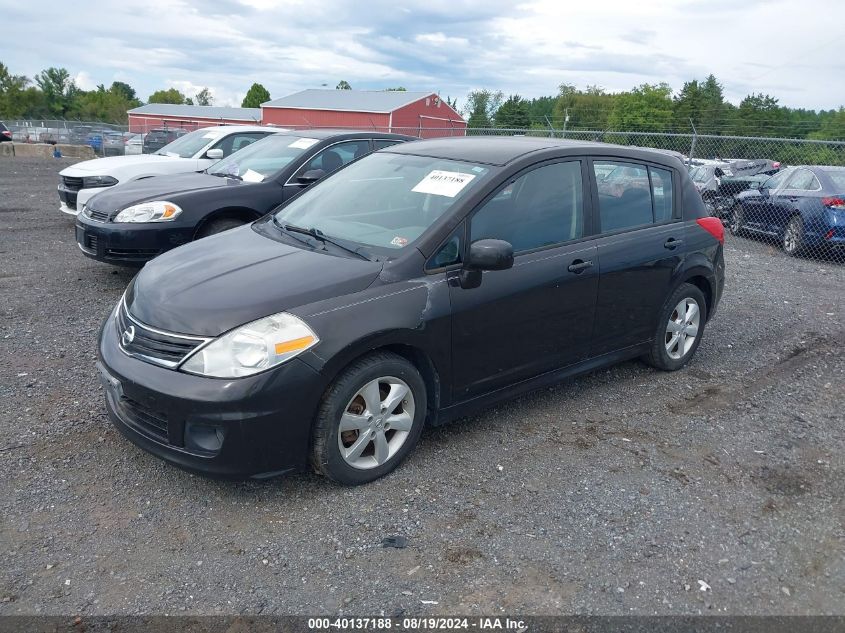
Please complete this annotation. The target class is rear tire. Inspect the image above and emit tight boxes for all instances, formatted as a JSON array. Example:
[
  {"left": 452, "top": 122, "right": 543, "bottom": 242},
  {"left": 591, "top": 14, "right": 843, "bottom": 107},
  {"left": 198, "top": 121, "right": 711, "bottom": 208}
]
[
  {"left": 782, "top": 215, "right": 804, "bottom": 257},
  {"left": 643, "top": 283, "right": 708, "bottom": 371},
  {"left": 311, "top": 352, "right": 427, "bottom": 485},
  {"left": 196, "top": 217, "right": 248, "bottom": 239}
]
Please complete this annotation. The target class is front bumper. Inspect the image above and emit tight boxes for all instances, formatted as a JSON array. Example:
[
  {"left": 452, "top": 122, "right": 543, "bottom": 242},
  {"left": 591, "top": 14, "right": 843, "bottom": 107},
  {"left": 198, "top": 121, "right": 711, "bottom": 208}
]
[
  {"left": 57, "top": 185, "right": 109, "bottom": 216},
  {"left": 98, "top": 312, "right": 325, "bottom": 478},
  {"left": 75, "top": 212, "right": 194, "bottom": 265}
]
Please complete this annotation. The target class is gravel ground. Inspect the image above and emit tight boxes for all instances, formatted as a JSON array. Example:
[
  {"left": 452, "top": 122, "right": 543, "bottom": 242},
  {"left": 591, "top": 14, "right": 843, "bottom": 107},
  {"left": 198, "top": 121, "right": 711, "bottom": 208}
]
[{"left": 1, "top": 156, "right": 843, "bottom": 616}]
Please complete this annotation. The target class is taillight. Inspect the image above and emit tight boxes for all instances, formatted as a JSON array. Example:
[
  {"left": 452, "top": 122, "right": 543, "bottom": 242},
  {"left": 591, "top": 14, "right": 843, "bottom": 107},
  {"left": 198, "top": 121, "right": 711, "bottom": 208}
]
[
  {"left": 1, "top": 130, "right": 11, "bottom": 138},
  {"left": 696, "top": 216, "right": 724, "bottom": 244},
  {"left": 822, "top": 197, "right": 845, "bottom": 210},
  {"left": 825, "top": 229, "right": 834, "bottom": 240}
]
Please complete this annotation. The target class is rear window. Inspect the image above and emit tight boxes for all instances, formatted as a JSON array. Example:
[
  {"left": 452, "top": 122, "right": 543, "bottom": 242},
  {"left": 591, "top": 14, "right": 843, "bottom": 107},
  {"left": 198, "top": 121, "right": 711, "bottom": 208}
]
[{"left": 821, "top": 169, "right": 845, "bottom": 190}]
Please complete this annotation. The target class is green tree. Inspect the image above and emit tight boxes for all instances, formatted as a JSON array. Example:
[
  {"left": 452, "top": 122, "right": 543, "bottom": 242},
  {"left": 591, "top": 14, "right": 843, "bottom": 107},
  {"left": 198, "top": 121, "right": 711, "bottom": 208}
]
[
  {"left": 336, "top": 80, "right": 351, "bottom": 90},
  {"left": 463, "top": 89, "right": 503, "bottom": 128},
  {"left": 736, "top": 93, "right": 787, "bottom": 137},
  {"left": 110, "top": 81, "right": 136, "bottom": 102},
  {"left": 495, "top": 94, "right": 531, "bottom": 128},
  {"left": 34, "top": 67, "right": 77, "bottom": 117},
  {"left": 0, "top": 62, "right": 31, "bottom": 117},
  {"left": 148, "top": 88, "right": 187, "bottom": 104},
  {"left": 809, "top": 106, "right": 845, "bottom": 140},
  {"left": 553, "top": 84, "right": 615, "bottom": 131},
  {"left": 608, "top": 83, "right": 673, "bottom": 132},
  {"left": 242, "top": 82, "right": 271, "bottom": 108},
  {"left": 194, "top": 87, "right": 213, "bottom": 106}
]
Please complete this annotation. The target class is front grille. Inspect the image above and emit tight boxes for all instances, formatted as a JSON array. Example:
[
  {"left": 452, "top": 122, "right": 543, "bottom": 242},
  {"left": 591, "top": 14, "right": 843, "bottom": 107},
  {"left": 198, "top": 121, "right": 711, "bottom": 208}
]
[
  {"left": 116, "top": 299, "right": 208, "bottom": 368},
  {"left": 118, "top": 396, "right": 168, "bottom": 440},
  {"left": 87, "top": 208, "right": 110, "bottom": 222},
  {"left": 62, "top": 176, "right": 84, "bottom": 191}
]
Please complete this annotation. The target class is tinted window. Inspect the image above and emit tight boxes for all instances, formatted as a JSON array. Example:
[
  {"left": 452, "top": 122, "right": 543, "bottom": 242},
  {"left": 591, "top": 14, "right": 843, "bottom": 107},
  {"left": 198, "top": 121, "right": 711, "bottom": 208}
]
[
  {"left": 471, "top": 161, "right": 583, "bottom": 253},
  {"left": 594, "top": 161, "right": 653, "bottom": 232},
  {"left": 786, "top": 169, "right": 820, "bottom": 191},
  {"left": 373, "top": 139, "right": 405, "bottom": 150},
  {"left": 300, "top": 140, "right": 370, "bottom": 176},
  {"left": 431, "top": 233, "right": 462, "bottom": 268},
  {"left": 650, "top": 167, "right": 674, "bottom": 222}
]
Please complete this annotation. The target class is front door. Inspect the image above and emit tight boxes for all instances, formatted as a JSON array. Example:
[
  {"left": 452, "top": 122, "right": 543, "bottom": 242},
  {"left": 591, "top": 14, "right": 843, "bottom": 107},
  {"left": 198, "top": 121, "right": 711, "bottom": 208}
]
[{"left": 448, "top": 159, "right": 598, "bottom": 401}]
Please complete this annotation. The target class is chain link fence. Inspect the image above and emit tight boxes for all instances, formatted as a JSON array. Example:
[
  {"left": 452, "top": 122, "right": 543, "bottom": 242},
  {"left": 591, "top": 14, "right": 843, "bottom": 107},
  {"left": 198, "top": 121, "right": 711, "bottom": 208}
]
[{"left": 5, "top": 117, "right": 844, "bottom": 264}]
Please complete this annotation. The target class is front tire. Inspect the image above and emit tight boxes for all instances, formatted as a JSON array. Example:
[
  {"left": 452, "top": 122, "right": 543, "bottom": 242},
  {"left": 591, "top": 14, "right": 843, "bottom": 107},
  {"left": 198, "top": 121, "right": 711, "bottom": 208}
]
[
  {"left": 782, "top": 215, "right": 804, "bottom": 257},
  {"left": 311, "top": 352, "right": 427, "bottom": 485},
  {"left": 643, "top": 283, "right": 707, "bottom": 371},
  {"left": 196, "top": 217, "right": 248, "bottom": 239}
]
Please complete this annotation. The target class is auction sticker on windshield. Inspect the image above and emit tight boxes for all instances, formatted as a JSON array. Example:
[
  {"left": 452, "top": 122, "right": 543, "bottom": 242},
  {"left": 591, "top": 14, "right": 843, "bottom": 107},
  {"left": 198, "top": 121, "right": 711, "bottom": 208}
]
[
  {"left": 242, "top": 169, "right": 264, "bottom": 183},
  {"left": 288, "top": 138, "right": 319, "bottom": 149},
  {"left": 412, "top": 170, "right": 476, "bottom": 197}
]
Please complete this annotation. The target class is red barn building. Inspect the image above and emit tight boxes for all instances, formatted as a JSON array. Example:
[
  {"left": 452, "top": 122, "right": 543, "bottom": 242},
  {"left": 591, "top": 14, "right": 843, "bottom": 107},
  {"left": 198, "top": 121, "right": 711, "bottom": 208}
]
[
  {"left": 261, "top": 89, "right": 465, "bottom": 137},
  {"left": 127, "top": 104, "right": 262, "bottom": 133}
]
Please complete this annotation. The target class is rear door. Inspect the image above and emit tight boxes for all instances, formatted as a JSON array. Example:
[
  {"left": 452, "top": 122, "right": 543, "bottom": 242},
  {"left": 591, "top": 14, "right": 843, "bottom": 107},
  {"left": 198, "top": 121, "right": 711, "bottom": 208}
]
[
  {"left": 770, "top": 168, "right": 820, "bottom": 232},
  {"left": 448, "top": 159, "right": 598, "bottom": 400},
  {"left": 589, "top": 159, "right": 684, "bottom": 356}
]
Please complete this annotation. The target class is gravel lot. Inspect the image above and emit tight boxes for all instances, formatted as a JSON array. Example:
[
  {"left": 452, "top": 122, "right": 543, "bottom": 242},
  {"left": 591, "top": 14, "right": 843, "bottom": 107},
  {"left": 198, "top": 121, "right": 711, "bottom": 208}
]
[{"left": 1, "top": 156, "right": 843, "bottom": 616}]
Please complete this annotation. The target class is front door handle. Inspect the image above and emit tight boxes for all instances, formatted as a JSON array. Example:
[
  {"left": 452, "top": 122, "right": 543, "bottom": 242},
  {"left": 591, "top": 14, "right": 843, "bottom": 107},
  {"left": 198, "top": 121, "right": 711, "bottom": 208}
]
[
  {"left": 567, "top": 259, "right": 593, "bottom": 273},
  {"left": 664, "top": 238, "right": 684, "bottom": 250}
]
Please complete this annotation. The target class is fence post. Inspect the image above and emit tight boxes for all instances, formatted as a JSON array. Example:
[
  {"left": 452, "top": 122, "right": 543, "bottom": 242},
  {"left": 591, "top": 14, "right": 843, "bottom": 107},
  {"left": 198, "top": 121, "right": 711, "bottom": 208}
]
[
  {"left": 688, "top": 118, "right": 698, "bottom": 167},
  {"left": 544, "top": 115, "right": 556, "bottom": 138}
]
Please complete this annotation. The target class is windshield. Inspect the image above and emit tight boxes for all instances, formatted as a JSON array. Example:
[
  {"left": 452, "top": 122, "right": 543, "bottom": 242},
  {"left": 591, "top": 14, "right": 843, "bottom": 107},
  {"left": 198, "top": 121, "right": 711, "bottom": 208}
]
[
  {"left": 155, "top": 128, "right": 220, "bottom": 158},
  {"left": 207, "top": 134, "right": 316, "bottom": 182},
  {"left": 693, "top": 167, "right": 710, "bottom": 182},
  {"left": 273, "top": 152, "right": 492, "bottom": 252}
]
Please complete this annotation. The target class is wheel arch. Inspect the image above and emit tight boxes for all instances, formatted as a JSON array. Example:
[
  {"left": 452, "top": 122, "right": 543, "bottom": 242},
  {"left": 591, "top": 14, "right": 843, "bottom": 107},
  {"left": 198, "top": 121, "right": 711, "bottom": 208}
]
[{"left": 193, "top": 206, "right": 262, "bottom": 239}]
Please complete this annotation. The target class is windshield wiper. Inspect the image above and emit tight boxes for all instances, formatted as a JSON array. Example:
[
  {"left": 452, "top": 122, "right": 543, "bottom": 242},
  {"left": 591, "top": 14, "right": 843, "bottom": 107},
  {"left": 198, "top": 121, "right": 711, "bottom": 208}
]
[{"left": 278, "top": 221, "right": 374, "bottom": 261}]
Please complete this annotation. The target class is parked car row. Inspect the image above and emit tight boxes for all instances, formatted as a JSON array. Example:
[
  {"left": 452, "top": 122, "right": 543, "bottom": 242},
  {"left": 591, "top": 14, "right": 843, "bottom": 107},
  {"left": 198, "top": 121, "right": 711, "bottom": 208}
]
[{"left": 55, "top": 129, "right": 727, "bottom": 484}]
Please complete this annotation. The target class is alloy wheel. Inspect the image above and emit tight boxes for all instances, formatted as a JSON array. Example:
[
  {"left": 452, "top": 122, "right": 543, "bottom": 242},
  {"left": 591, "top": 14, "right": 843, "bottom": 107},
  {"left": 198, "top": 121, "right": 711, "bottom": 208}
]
[
  {"left": 337, "top": 376, "right": 415, "bottom": 470},
  {"left": 665, "top": 298, "right": 700, "bottom": 360},
  {"left": 783, "top": 217, "right": 802, "bottom": 255}
]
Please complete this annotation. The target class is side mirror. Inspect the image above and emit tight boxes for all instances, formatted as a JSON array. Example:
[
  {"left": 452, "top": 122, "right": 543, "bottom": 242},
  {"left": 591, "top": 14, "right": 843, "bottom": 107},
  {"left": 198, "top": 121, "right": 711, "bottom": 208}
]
[
  {"left": 297, "top": 169, "right": 326, "bottom": 184},
  {"left": 459, "top": 239, "right": 514, "bottom": 289},
  {"left": 205, "top": 148, "right": 224, "bottom": 159}
]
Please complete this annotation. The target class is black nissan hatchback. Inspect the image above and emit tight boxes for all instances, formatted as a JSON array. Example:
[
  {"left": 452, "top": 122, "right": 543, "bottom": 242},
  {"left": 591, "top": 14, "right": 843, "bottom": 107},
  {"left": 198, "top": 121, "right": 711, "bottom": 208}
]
[
  {"left": 97, "top": 137, "right": 725, "bottom": 485},
  {"left": 76, "top": 130, "right": 414, "bottom": 265}
]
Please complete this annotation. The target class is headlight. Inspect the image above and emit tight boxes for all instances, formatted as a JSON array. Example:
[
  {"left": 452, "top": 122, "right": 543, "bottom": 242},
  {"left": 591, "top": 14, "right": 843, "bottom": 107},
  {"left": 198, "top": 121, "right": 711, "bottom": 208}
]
[
  {"left": 114, "top": 201, "right": 183, "bottom": 223},
  {"left": 180, "top": 312, "right": 318, "bottom": 378},
  {"left": 82, "top": 175, "right": 118, "bottom": 188}
]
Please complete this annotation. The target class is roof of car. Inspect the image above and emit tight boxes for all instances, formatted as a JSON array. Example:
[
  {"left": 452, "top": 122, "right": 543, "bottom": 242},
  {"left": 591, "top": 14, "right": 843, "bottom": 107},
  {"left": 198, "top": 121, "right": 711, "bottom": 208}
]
[{"left": 385, "top": 136, "right": 684, "bottom": 167}]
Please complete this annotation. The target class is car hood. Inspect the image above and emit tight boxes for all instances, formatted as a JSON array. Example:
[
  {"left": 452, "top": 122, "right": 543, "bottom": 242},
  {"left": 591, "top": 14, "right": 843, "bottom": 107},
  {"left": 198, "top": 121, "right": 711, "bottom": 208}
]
[
  {"left": 86, "top": 172, "right": 245, "bottom": 213},
  {"left": 126, "top": 224, "right": 383, "bottom": 336},
  {"left": 59, "top": 154, "right": 191, "bottom": 175}
]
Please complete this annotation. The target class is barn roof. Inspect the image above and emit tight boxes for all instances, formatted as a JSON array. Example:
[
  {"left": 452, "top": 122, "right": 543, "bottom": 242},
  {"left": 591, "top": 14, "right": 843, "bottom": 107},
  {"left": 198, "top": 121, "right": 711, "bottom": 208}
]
[
  {"left": 127, "top": 104, "right": 262, "bottom": 121},
  {"left": 261, "top": 89, "right": 436, "bottom": 113}
]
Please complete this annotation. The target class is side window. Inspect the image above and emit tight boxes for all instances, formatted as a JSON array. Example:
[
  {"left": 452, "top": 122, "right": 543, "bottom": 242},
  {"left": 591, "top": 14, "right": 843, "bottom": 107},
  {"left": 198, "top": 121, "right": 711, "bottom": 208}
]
[
  {"left": 470, "top": 161, "right": 583, "bottom": 253},
  {"left": 763, "top": 169, "right": 791, "bottom": 190},
  {"left": 786, "top": 169, "right": 819, "bottom": 191},
  {"left": 594, "top": 161, "right": 653, "bottom": 232},
  {"left": 373, "top": 139, "right": 404, "bottom": 150},
  {"left": 212, "top": 133, "right": 267, "bottom": 158},
  {"left": 430, "top": 233, "right": 462, "bottom": 269},
  {"left": 650, "top": 167, "right": 674, "bottom": 222},
  {"left": 300, "top": 140, "right": 371, "bottom": 176}
]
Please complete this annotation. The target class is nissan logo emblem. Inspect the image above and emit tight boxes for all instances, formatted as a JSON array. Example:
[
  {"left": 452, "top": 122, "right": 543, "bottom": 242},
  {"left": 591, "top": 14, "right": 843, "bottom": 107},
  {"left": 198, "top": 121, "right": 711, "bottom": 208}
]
[{"left": 122, "top": 325, "right": 135, "bottom": 347}]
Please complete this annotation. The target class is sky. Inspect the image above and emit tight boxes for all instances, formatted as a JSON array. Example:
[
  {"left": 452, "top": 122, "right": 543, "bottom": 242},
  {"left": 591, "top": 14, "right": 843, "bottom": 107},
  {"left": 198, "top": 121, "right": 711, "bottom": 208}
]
[{"left": 2, "top": 0, "right": 843, "bottom": 112}]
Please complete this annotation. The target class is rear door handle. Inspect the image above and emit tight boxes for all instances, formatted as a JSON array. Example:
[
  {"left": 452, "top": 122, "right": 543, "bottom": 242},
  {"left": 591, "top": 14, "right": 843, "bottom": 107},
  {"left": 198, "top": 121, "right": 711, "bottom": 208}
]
[
  {"left": 567, "top": 259, "right": 593, "bottom": 273},
  {"left": 664, "top": 238, "right": 684, "bottom": 250}
]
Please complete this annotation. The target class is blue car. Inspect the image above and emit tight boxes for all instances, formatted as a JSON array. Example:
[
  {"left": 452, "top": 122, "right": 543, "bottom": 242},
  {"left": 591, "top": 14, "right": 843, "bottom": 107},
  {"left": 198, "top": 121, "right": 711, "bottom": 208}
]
[
  {"left": 85, "top": 132, "right": 104, "bottom": 153},
  {"left": 729, "top": 165, "right": 845, "bottom": 256}
]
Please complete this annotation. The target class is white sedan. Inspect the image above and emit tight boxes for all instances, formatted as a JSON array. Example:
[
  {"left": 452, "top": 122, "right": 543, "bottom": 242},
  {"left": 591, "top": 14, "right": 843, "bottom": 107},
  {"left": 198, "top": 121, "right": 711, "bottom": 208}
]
[{"left": 57, "top": 125, "right": 279, "bottom": 216}]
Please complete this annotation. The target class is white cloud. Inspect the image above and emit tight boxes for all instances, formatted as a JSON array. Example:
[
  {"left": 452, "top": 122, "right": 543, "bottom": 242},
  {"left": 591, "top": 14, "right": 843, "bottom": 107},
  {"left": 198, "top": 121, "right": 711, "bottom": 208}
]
[{"left": 73, "top": 71, "right": 97, "bottom": 91}]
